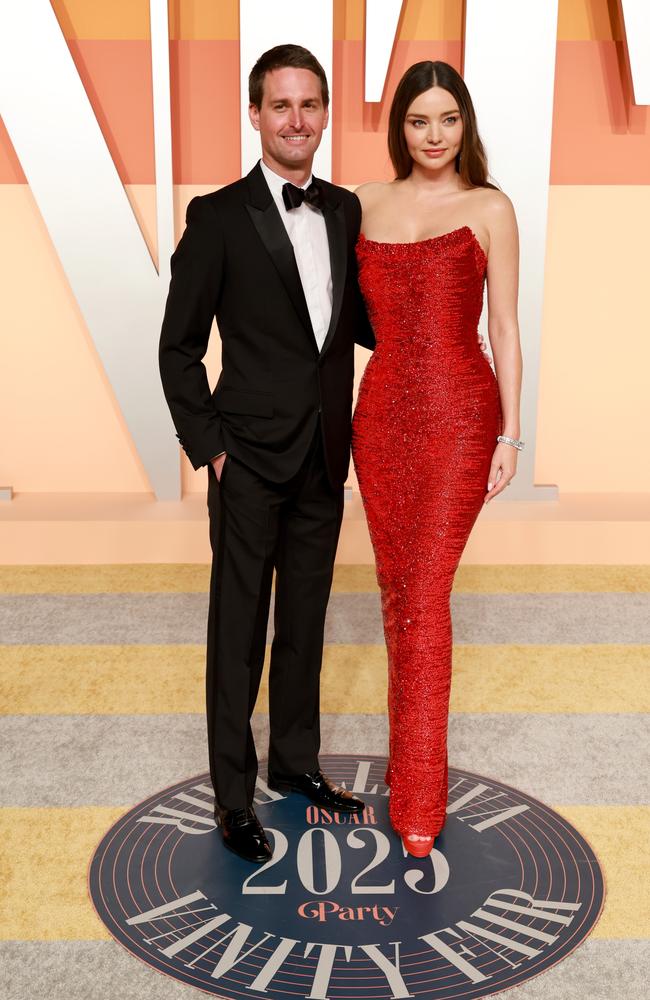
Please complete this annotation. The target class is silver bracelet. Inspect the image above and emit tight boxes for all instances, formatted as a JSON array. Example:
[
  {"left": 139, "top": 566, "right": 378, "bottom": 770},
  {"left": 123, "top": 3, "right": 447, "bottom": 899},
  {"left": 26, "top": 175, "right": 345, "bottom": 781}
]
[{"left": 497, "top": 434, "right": 525, "bottom": 451}]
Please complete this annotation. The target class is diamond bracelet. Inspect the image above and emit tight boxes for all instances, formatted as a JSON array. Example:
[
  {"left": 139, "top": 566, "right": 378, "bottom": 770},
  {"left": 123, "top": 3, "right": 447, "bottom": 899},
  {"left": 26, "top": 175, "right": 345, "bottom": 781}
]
[{"left": 497, "top": 434, "right": 525, "bottom": 451}]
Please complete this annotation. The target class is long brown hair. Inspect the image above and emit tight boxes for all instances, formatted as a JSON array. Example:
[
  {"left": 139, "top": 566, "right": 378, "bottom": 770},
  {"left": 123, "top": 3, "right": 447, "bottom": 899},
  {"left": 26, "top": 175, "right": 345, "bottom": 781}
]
[{"left": 387, "top": 61, "right": 497, "bottom": 189}]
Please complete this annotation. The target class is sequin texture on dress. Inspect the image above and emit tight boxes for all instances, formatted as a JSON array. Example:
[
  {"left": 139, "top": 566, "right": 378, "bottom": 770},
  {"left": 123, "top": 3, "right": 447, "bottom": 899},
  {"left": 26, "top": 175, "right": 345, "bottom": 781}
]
[{"left": 352, "top": 227, "right": 502, "bottom": 837}]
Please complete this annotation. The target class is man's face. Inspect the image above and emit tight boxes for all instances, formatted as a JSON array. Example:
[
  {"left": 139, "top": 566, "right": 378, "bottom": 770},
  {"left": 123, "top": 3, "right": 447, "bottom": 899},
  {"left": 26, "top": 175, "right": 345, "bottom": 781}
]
[{"left": 249, "top": 66, "right": 329, "bottom": 177}]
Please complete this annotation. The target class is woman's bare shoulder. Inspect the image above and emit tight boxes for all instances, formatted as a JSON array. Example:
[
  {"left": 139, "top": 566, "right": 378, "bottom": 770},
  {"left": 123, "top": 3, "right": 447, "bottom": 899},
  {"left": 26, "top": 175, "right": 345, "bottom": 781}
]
[{"left": 477, "top": 186, "right": 515, "bottom": 219}]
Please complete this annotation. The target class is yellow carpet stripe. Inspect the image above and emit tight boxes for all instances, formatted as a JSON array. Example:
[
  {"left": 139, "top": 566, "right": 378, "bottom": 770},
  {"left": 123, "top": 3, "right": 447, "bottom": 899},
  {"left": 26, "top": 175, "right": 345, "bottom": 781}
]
[
  {"left": 453, "top": 645, "right": 650, "bottom": 715},
  {"left": 1, "top": 564, "right": 649, "bottom": 594},
  {"left": 2, "top": 645, "right": 648, "bottom": 715},
  {"left": 0, "top": 807, "right": 120, "bottom": 941},
  {"left": 554, "top": 806, "right": 650, "bottom": 939},
  {"left": 0, "top": 805, "right": 645, "bottom": 941},
  {"left": 453, "top": 564, "right": 650, "bottom": 594}
]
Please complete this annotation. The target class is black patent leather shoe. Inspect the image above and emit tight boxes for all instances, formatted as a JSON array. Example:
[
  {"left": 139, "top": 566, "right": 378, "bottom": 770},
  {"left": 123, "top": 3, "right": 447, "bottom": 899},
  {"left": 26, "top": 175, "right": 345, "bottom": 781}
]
[
  {"left": 214, "top": 805, "right": 272, "bottom": 863},
  {"left": 267, "top": 768, "right": 365, "bottom": 813}
]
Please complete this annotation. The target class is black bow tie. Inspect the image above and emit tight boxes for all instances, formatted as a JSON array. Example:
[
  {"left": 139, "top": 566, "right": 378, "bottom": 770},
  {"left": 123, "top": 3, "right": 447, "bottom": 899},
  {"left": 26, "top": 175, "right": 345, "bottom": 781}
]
[{"left": 282, "top": 180, "right": 324, "bottom": 212}]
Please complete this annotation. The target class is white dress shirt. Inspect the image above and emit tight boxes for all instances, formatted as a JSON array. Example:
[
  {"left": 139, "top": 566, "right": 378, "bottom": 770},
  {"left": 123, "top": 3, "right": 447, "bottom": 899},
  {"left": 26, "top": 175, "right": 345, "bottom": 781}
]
[{"left": 260, "top": 159, "right": 333, "bottom": 352}]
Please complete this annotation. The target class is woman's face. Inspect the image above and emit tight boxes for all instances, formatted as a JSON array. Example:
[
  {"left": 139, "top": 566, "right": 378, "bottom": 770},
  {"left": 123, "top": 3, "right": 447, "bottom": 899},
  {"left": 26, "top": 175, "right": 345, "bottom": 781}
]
[{"left": 403, "top": 86, "right": 463, "bottom": 174}]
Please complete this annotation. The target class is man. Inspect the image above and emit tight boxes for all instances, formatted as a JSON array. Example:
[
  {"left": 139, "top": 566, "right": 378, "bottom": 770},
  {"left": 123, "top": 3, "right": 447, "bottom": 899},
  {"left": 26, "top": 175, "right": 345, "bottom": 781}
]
[{"left": 159, "top": 45, "right": 375, "bottom": 864}]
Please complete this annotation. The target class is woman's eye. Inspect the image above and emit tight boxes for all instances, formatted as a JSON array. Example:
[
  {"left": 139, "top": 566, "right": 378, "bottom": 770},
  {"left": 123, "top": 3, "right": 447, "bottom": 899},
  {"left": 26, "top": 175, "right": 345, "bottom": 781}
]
[
  {"left": 444, "top": 116, "right": 459, "bottom": 125},
  {"left": 411, "top": 119, "right": 426, "bottom": 127}
]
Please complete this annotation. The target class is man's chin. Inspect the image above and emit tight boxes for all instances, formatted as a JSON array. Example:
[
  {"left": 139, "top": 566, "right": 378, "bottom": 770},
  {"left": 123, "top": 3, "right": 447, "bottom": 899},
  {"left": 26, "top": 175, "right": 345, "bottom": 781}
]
[
  {"left": 282, "top": 143, "right": 313, "bottom": 157},
  {"left": 274, "top": 151, "right": 314, "bottom": 171}
]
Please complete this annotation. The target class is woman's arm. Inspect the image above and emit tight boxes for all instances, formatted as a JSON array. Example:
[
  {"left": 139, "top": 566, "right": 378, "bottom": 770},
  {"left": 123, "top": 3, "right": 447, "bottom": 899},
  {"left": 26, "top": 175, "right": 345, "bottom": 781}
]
[{"left": 483, "top": 191, "right": 523, "bottom": 502}]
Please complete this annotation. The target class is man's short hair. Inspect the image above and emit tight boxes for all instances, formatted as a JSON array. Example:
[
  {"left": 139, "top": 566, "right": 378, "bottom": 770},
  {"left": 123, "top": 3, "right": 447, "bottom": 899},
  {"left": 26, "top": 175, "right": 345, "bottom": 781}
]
[{"left": 249, "top": 44, "right": 329, "bottom": 108}]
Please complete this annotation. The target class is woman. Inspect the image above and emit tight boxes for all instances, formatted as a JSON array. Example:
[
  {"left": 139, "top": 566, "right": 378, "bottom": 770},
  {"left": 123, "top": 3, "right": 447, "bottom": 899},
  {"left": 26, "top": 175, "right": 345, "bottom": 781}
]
[{"left": 352, "top": 61, "right": 523, "bottom": 857}]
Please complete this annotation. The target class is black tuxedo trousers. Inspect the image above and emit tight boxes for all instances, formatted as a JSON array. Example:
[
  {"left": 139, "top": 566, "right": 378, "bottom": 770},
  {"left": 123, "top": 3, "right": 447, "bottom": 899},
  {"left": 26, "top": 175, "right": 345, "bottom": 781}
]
[
  {"left": 206, "top": 424, "right": 343, "bottom": 810},
  {"left": 159, "top": 164, "right": 374, "bottom": 810}
]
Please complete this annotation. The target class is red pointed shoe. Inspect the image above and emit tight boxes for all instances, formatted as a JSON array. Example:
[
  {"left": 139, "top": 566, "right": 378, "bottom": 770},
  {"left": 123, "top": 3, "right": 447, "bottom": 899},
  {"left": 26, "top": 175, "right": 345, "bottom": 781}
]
[{"left": 401, "top": 834, "right": 435, "bottom": 857}]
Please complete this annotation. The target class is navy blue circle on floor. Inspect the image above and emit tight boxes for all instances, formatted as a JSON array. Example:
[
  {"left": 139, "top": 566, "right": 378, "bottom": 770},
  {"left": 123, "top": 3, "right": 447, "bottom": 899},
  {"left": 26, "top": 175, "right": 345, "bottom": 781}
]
[{"left": 89, "top": 755, "right": 604, "bottom": 999}]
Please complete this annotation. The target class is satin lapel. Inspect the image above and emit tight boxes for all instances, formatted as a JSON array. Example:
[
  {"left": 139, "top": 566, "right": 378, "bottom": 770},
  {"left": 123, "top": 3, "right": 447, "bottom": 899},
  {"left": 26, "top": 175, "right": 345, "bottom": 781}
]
[
  {"left": 244, "top": 166, "right": 315, "bottom": 344},
  {"left": 320, "top": 197, "right": 348, "bottom": 358}
]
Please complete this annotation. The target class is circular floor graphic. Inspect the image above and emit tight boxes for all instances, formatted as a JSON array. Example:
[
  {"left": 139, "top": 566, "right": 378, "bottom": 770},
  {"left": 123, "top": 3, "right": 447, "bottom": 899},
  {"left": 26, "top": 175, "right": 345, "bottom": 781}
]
[{"left": 89, "top": 755, "right": 604, "bottom": 999}]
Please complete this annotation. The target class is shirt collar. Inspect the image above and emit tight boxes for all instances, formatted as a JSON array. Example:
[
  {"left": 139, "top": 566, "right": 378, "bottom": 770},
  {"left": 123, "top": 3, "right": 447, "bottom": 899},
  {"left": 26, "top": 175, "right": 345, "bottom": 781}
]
[{"left": 260, "top": 159, "right": 313, "bottom": 197}]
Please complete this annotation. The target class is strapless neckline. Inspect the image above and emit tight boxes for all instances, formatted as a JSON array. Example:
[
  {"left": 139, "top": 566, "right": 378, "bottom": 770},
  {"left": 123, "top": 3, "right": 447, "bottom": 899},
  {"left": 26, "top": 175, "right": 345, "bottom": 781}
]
[{"left": 357, "top": 226, "right": 487, "bottom": 263}]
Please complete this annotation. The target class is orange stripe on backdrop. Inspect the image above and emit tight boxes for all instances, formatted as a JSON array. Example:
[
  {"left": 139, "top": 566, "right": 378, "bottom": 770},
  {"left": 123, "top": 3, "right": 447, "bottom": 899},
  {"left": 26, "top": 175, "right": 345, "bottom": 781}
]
[
  {"left": 49, "top": 0, "right": 462, "bottom": 43},
  {"left": 172, "top": 41, "right": 240, "bottom": 184},
  {"left": 335, "top": 0, "right": 463, "bottom": 42},
  {"left": 558, "top": 0, "right": 623, "bottom": 41},
  {"left": 67, "top": 40, "right": 154, "bottom": 183},
  {"left": 50, "top": 0, "right": 240, "bottom": 41},
  {"left": 48, "top": 0, "right": 627, "bottom": 43},
  {"left": 349, "top": 0, "right": 627, "bottom": 43},
  {"left": 0, "top": 118, "right": 25, "bottom": 184},
  {"left": 50, "top": 0, "right": 152, "bottom": 40},
  {"left": 50, "top": 0, "right": 626, "bottom": 44},
  {"left": 550, "top": 41, "right": 650, "bottom": 185}
]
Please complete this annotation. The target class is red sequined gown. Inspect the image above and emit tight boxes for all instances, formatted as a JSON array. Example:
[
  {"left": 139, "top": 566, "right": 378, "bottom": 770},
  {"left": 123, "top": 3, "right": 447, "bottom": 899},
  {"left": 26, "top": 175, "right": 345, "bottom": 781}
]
[{"left": 352, "top": 226, "right": 502, "bottom": 837}]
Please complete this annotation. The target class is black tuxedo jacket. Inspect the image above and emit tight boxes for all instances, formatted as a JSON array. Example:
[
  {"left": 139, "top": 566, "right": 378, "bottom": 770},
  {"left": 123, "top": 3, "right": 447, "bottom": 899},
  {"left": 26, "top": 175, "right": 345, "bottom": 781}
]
[{"left": 159, "top": 162, "right": 374, "bottom": 487}]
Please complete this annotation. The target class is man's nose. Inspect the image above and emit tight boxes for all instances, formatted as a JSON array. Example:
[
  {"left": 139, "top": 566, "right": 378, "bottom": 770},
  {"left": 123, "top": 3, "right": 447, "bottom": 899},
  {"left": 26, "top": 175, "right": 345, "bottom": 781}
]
[{"left": 288, "top": 107, "right": 304, "bottom": 129}]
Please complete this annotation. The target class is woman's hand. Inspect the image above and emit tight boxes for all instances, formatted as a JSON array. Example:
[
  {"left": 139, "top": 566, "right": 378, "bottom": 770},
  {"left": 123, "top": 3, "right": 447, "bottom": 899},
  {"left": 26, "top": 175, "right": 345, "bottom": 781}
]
[
  {"left": 484, "top": 442, "right": 518, "bottom": 503},
  {"left": 478, "top": 332, "right": 492, "bottom": 364}
]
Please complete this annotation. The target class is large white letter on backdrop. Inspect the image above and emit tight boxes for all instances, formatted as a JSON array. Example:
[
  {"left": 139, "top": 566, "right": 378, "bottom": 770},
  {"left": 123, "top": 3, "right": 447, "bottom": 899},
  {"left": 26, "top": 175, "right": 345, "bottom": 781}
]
[
  {"left": 0, "top": 0, "right": 179, "bottom": 499},
  {"left": 620, "top": 0, "right": 650, "bottom": 104},
  {"left": 239, "top": 0, "right": 334, "bottom": 178},
  {"left": 464, "top": 0, "right": 559, "bottom": 499},
  {"left": 365, "top": 0, "right": 404, "bottom": 102}
]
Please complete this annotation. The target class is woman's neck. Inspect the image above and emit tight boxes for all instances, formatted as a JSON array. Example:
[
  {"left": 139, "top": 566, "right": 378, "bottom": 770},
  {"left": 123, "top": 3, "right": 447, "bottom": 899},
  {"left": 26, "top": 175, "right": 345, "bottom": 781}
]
[{"left": 405, "top": 162, "right": 463, "bottom": 195}]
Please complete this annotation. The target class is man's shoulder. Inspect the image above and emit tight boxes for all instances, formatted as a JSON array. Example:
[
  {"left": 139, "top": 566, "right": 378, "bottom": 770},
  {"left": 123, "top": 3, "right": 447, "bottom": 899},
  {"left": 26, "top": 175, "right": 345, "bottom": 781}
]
[
  {"left": 193, "top": 177, "right": 249, "bottom": 210},
  {"left": 182, "top": 178, "right": 251, "bottom": 229}
]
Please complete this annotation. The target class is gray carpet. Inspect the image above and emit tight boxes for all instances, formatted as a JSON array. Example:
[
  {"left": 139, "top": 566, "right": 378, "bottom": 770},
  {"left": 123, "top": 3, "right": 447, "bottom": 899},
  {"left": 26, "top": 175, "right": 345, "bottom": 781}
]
[
  {"left": 1, "top": 712, "right": 647, "bottom": 807},
  {"left": 2, "top": 592, "right": 649, "bottom": 643},
  {"left": 1, "top": 938, "right": 644, "bottom": 1000}
]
